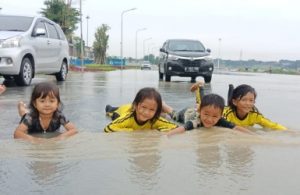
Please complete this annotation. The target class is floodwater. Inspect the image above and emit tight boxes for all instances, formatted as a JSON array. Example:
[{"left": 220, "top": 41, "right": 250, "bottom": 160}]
[{"left": 1, "top": 70, "right": 300, "bottom": 194}]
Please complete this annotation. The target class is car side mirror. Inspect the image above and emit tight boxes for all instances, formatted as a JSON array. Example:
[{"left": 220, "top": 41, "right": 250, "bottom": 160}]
[
  {"left": 33, "top": 28, "right": 46, "bottom": 37},
  {"left": 160, "top": 48, "right": 166, "bottom": 53},
  {"left": 206, "top": 48, "right": 211, "bottom": 53}
]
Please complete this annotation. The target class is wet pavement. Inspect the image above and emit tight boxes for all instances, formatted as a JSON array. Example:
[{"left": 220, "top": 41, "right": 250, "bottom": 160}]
[
  {"left": 1, "top": 70, "right": 300, "bottom": 194},
  {"left": 1, "top": 69, "right": 299, "bottom": 138}
]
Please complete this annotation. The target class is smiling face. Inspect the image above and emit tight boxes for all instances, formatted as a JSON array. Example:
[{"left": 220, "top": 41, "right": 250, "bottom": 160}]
[
  {"left": 135, "top": 98, "right": 158, "bottom": 123},
  {"left": 233, "top": 92, "right": 255, "bottom": 118},
  {"left": 33, "top": 93, "right": 59, "bottom": 116},
  {"left": 199, "top": 105, "right": 222, "bottom": 128}
]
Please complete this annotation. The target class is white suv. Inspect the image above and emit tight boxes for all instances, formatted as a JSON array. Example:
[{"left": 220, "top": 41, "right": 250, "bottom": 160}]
[
  {"left": 141, "top": 61, "right": 151, "bottom": 70},
  {"left": 0, "top": 15, "right": 69, "bottom": 86}
]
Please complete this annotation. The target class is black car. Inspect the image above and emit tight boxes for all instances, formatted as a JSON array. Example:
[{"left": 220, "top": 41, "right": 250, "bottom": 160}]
[{"left": 158, "top": 39, "right": 214, "bottom": 83}]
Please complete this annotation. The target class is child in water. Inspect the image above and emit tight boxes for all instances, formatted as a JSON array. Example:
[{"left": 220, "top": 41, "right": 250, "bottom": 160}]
[
  {"left": 104, "top": 87, "right": 179, "bottom": 132},
  {"left": 14, "top": 82, "right": 78, "bottom": 142},
  {"left": 223, "top": 84, "right": 287, "bottom": 130},
  {"left": 166, "top": 93, "right": 253, "bottom": 136}
]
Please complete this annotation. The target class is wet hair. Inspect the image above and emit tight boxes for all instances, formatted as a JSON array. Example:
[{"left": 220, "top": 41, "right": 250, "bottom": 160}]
[
  {"left": 199, "top": 93, "right": 225, "bottom": 113},
  {"left": 227, "top": 84, "right": 257, "bottom": 111},
  {"left": 132, "top": 87, "right": 162, "bottom": 124},
  {"left": 29, "top": 82, "right": 62, "bottom": 118}
]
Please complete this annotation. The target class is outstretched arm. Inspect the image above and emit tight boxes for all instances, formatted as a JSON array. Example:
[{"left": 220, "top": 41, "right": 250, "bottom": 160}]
[
  {"left": 14, "top": 123, "right": 44, "bottom": 142},
  {"left": 53, "top": 122, "right": 78, "bottom": 140},
  {"left": 166, "top": 126, "right": 186, "bottom": 137},
  {"left": 162, "top": 101, "right": 174, "bottom": 114},
  {"left": 0, "top": 84, "right": 6, "bottom": 95},
  {"left": 259, "top": 117, "right": 287, "bottom": 130},
  {"left": 233, "top": 125, "right": 256, "bottom": 135}
]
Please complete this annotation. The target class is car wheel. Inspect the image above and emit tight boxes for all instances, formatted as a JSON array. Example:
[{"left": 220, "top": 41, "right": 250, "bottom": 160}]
[
  {"left": 191, "top": 76, "right": 196, "bottom": 83},
  {"left": 14, "top": 58, "right": 33, "bottom": 86},
  {"left": 165, "top": 74, "right": 171, "bottom": 82},
  {"left": 55, "top": 61, "right": 68, "bottom": 81},
  {"left": 159, "top": 70, "right": 163, "bottom": 80},
  {"left": 204, "top": 75, "right": 212, "bottom": 83}
]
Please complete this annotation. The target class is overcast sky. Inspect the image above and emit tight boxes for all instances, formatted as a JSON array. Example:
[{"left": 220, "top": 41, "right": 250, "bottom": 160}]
[{"left": 1, "top": 0, "right": 300, "bottom": 61}]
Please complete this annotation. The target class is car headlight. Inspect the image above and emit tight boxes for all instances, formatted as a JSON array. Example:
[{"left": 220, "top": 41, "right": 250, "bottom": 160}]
[
  {"left": 0, "top": 36, "right": 22, "bottom": 48},
  {"left": 204, "top": 55, "right": 213, "bottom": 63},
  {"left": 168, "top": 54, "right": 179, "bottom": 61}
]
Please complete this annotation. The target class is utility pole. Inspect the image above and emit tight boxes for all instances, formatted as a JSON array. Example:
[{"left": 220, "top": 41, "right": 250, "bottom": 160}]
[
  {"left": 217, "top": 38, "right": 222, "bottom": 69},
  {"left": 135, "top": 28, "right": 147, "bottom": 62},
  {"left": 120, "top": 8, "right": 137, "bottom": 69},
  {"left": 143, "top": 37, "right": 152, "bottom": 60},
  {"left": 79, "top": 0, "right": 84, "bottom": 71},
  {"left": 86, "top": 15, "right": 90, "bottom": 48}
]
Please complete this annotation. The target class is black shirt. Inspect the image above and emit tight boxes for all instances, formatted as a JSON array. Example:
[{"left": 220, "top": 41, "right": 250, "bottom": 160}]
[
  {"left": 184, "top": 117, "right": 235, "bottom": 131},
  {"left": 20, "top": 112, "right": 69, "bottom": 134}
]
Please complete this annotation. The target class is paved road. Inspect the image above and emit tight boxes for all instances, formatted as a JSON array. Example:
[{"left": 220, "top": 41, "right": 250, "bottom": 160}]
[{"left": 1, "top": 69, "right": 299, "bottom": 139}]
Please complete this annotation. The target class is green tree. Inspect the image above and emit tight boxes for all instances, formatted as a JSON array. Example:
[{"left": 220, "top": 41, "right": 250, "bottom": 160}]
[
  {"left": 93, "top": 24, "right": 110, "bottom": 64},
  {"left": 40, "top": 0, "right": 80, "bottom": 40},
  {"left": 72, "top": 36, "right": 85, "bottom": 58}
]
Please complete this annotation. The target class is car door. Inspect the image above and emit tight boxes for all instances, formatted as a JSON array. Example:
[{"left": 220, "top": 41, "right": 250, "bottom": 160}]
[
  {"left": 44, "top": 21, "right": 61, "bottom": 71},
  {"left": 31, "top": 19, "right": 50, "bottom": 72}
]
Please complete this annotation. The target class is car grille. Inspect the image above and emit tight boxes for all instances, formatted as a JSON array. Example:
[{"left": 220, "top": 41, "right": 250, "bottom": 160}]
[{"left": 178, "top": 59, "right": 205, "bottom": 67}]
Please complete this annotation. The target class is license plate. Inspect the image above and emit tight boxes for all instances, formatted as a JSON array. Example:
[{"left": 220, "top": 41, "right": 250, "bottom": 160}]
[{"left": 185, "top": 67, "right": 199, "bottom": 72}]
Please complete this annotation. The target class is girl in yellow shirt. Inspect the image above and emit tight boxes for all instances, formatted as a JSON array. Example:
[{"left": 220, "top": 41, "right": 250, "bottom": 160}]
[
  {"left": 104, "top": 87, "right": 178, "bottom": 133},
  {"left": 223, "top": 84, "right": 286, "bottom": 130}
]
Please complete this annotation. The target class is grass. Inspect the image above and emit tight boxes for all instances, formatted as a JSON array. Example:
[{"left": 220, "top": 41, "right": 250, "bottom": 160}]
[{"left": 237, "top": 67, "right": 300, "bottom": 75}]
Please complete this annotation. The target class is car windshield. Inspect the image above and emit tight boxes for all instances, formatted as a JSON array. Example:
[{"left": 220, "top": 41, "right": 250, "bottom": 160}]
[
  {"left": 168, "top": 40, "right": 205, "bottom": 52},
  {"left": 0, "top": 16, "right": 34, "bottom": 32}
]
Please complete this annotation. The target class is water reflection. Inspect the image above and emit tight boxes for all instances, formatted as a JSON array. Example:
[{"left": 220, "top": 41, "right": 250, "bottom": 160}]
[
  {"left": 226, "top": 143, "right": 253, "bottom": 178},
  {"left": 25, "top": 142, "right": 76, "bottom": 187},
  {"left": 125, "top": 132, "right": 162, "bottom": 191},
  {"left": 194, "top": 130, "right": 223, "bottom": 171},
  {"left": 0, "top": 139, "right": 78, "bottom": 194},
  {"left": 194, "top": 128, "right": 254, "bottom": 193},
  {"left": 28, "top": 161, "right": 62, "bottom": 185}
]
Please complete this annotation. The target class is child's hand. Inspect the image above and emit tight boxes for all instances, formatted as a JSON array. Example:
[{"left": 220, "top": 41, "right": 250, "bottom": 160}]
[
  {"left": 50, "top": 136, "right": 67, "bottom": 141},
  {"left": 0, "top": 84, "right": 6, "bottom": 94},
  {"left": 190, "top": 81, "right": 204, "bottom": 92},
  {"left": 234, "top": 126, "right": 256, "bottom": 135},
  {"left": 30, "top": 137, "right": 46, "bottom": 144}
]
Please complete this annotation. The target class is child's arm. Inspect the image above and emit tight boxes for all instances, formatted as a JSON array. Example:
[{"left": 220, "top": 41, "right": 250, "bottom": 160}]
[
  {"left": 233, "top": 125, "right": 256, "bottom": 135},
  {"left": 166, "top": 120, "right": 195, "bottom": 136},
  {"left": 218, "top": 118, "right": 255, "bottom": 135},
  {"left": 162, "top": 101, "right": 174, "bottom": 115},
  {"left": 0, "top": 84, "right": 6, "bottom": 94},
  {"left": 54, "top": 122, "right": 78, "bottom": 140},
  {"left": 14, "top": 123, "right": 43, "bottom": 142},
  {"left": 259, "top": 117, "right": 287, "bottom": 130},
  {"left": 190, "top": 81, "right": 204, "bottom": 92},
  {"left": 104, "top": 117, "right": 135, "bottom": 133},
  {"left": 166, "top": 126, "right": 186, "bottom": 136}
]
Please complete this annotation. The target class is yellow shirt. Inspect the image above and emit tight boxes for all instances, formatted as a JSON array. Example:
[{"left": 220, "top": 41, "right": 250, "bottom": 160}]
[
  {"left": 195, "top": 87, "right": 202, "bottom": 105},
  {"left": 223, "top": 107, "right": 287, "bottom": 130},
  {"left": 104, "top": 112, "right": 178, "bottom": 133},
  {"left": 106, "top": 104, "right": 132, "bottom": 120}
]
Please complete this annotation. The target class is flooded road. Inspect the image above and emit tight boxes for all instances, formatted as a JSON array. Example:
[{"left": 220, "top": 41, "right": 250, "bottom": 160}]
[{"left": 1, "top": 70, "right": 300, "bottom": 194}]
